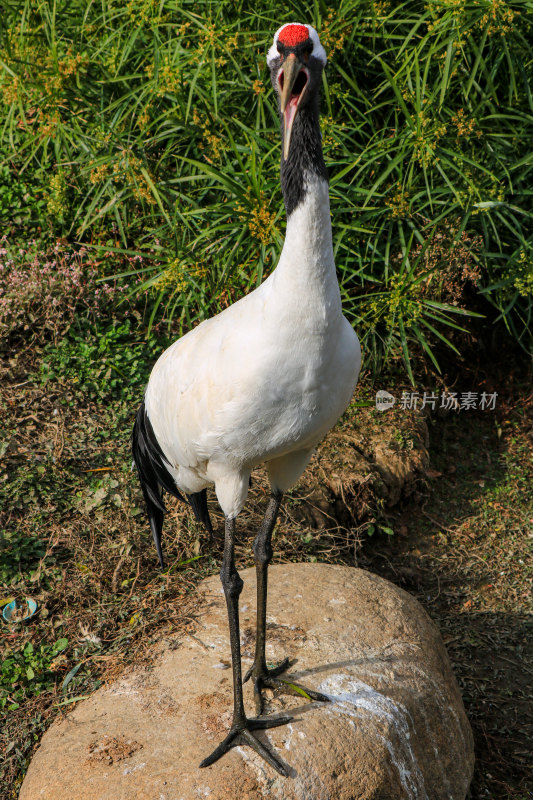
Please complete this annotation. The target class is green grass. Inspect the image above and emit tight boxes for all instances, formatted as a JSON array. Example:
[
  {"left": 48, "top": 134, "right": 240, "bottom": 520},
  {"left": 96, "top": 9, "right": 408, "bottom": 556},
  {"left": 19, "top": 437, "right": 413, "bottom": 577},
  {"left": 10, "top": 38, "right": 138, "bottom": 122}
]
[
  {"left": 1, "top": 638, "right": 69, "bottom": 712},
  {"left": 1, "top": 0, "right": 532, "bottom": 377}
]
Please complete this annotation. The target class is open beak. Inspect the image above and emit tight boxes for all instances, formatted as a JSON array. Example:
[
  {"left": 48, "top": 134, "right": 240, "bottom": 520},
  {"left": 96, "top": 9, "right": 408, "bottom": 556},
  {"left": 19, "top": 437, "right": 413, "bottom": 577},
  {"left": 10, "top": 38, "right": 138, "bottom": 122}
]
[{"left": 278, "top": 54, "right": 309, "bottom": 160}]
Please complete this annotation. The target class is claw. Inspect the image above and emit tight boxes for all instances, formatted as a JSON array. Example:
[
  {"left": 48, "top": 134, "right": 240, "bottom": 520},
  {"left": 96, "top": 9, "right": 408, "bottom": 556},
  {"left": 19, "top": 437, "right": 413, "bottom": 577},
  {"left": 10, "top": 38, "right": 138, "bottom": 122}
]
[
  {"left": 199, "top": 714, "right": 292, "bottom": 776},
  {"left": 246, "top": 658, "right": 330, "bottom": 715},
  {"left": 240, "top": 728, "right": 289, "bottom": 776},
  {"left": 243, "top": 664, "right": 253, "bottom": 684},
  {"left": 244, "top": 656, "right": 291, "bottom": 685}
]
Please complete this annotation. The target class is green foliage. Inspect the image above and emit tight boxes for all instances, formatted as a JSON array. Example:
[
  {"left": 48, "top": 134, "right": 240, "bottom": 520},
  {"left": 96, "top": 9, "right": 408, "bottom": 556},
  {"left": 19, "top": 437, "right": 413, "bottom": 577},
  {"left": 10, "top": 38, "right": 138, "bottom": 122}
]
[
  {"left": 39, "top": 316, "right": 169, "bottom": 402},
  {"left": 0, "top": 148, "right": 46, "bottom": 227},
  {"left": 1, "top": 638, "right": 69, "bottom": 710},
  {"left": 1, "top": 0, "right": 532, "bottom": 372},
  {"left": 0, "top": 530, "right": 46, "bottom": 583},
  {"left": 365, "top": 522, "right": 394, "bottom": 537}
]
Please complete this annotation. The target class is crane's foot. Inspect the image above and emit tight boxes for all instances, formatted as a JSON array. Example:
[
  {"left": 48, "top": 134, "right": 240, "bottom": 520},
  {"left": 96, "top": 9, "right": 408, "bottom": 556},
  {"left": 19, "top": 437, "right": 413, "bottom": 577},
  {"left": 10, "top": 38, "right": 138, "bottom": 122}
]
[
  {"left": 199, "top": 714, "right": 292, "bottom": 776},
  {"left": 244, "top": 658, "right": 330, "bottom": 716}
]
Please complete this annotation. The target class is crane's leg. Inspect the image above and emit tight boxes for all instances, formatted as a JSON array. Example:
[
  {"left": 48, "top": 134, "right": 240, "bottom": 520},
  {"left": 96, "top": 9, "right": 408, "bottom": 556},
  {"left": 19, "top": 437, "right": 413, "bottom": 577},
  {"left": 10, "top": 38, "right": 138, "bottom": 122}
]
[
  {"left": 199, "top": 516, "right": 292, "bottom": 776},
  {"left": 243, "top": 493, "right": 330, "bottom": 715}
]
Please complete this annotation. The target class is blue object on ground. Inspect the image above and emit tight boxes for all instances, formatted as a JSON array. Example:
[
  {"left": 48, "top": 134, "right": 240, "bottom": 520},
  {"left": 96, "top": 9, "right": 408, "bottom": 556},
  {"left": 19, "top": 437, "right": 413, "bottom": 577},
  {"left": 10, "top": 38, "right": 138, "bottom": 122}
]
[{"left": 3, "top": 598, "right": 38, "bottom": 623}]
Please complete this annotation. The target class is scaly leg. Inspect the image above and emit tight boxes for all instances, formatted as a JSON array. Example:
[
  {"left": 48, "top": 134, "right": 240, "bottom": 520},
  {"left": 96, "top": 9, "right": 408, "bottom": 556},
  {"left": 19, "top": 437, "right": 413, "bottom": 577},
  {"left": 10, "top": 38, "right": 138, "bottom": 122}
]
[
  {"left": 199, "top": 516, "right": 292, "bottom": 776},
  {"left": 243, "top": 493, "right": 330, "bottom": 715}
]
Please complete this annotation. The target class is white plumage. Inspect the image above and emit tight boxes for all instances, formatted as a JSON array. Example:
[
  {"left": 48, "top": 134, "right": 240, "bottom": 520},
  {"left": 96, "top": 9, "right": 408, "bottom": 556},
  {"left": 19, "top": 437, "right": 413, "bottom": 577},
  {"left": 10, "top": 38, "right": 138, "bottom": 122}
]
[{"left": 145, "top": 174, "right": 360, "bottom": 517}]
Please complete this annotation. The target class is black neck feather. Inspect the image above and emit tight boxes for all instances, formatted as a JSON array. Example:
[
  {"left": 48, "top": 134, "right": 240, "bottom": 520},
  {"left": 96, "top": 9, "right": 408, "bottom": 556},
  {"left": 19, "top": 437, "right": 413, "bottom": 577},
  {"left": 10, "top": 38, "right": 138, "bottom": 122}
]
[{"left": 280, "top": 96, "right": 327, "bottom": 217}]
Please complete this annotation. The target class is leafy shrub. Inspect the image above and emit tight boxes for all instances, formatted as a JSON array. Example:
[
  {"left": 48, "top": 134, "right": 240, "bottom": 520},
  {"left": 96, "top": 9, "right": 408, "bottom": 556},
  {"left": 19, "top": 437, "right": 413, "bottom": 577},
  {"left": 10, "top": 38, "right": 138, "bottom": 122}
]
[
  {"left": 1, "top": 0, "right": 532, "bottom": 372},
  {"left": 39, "top": 316, "right": 168, "bottom": 403},
  {"left": 0, "top": 530, "right": 46, "bottom": 584},
  {"left": 0, "top": 238, "right": 134, "bottom": 347},
  {"left": 0, "top": 149, "right": 47, "bottom": 229}
]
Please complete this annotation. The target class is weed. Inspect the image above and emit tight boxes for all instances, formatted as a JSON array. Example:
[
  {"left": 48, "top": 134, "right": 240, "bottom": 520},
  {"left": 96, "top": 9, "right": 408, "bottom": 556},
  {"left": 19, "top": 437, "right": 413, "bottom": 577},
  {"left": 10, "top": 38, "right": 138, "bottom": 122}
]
[
  {"left": 0, "top": 238, "right": 131, "bottom": 348},
  {"left": 38, "top": 317, "right": 166, "bottom": 404},
  {"left": 1, "top": 638, "right": 69, "bottom": 710},
  {"left": 0, "top": 531, "right": 46, "bottom": 585}
]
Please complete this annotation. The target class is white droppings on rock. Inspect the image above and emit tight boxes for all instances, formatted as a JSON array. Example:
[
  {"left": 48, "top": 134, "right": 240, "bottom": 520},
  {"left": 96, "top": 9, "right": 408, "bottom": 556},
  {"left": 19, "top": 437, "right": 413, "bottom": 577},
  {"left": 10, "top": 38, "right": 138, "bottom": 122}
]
[
  {"left": 284, "top": 723, "right": 295, "bottom": 751},
  {"left": 319, "top": 673, "right": 428, "bottom": 800},
  {"left": 122, "top": 762, "right": 146, "bottom": 775}
]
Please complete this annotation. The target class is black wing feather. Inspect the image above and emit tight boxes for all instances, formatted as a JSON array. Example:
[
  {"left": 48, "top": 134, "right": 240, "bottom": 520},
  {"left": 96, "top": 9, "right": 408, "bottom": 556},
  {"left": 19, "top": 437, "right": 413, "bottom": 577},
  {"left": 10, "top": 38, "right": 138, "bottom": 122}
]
[{"left": 131, "top": 400, "right": 213, "bottom": 566}]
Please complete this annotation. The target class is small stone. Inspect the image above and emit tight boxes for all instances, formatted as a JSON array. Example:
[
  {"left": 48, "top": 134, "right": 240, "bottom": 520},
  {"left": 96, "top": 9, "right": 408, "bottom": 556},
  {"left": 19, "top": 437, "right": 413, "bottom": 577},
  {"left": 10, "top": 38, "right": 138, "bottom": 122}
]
[{"left": 19, "top": 564, "right": 473, "bottom": 800}]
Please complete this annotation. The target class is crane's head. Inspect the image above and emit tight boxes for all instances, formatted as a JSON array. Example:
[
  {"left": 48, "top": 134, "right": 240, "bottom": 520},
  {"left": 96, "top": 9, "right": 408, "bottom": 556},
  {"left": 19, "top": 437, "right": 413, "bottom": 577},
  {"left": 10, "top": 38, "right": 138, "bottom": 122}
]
[{"left": 267, "top": 23, "right": 327, "bottom": 161}]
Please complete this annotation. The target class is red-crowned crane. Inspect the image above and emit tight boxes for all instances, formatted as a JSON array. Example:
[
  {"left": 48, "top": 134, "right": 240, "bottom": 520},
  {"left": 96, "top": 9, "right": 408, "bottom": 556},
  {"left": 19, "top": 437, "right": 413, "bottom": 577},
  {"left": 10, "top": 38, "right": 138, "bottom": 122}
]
[{"left": 132, "top": 22, "right": 361, "bottom": 777}]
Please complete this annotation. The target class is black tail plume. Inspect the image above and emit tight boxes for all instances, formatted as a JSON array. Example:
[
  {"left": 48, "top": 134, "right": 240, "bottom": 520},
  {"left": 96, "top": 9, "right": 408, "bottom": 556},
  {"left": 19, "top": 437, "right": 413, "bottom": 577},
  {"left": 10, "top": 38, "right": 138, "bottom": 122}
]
[{"left": 187, "top": 489, "right": 214, "bottom": 543}]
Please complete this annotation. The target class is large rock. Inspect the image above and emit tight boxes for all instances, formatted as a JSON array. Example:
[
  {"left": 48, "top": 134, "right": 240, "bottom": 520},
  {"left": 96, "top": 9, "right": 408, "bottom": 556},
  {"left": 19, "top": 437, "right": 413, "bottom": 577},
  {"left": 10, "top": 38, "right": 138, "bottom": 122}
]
[{"left": 20, "top": 564, "right": 474, "bottom": 800}]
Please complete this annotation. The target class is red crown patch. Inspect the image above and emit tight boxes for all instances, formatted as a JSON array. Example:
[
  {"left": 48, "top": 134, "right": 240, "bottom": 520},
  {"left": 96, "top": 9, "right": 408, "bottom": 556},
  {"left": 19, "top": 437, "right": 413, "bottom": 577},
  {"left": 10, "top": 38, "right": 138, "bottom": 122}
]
[{"left": 278, "top": 24, "right": 309, "bottom": 47}]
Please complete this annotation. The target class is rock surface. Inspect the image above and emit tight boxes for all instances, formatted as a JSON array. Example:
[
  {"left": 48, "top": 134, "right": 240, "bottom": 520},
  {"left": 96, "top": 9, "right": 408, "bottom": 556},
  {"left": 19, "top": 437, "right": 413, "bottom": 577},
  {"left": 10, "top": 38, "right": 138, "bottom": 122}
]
[{"left": 20, "top": 564, "right": 474, "bottom": 800}]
